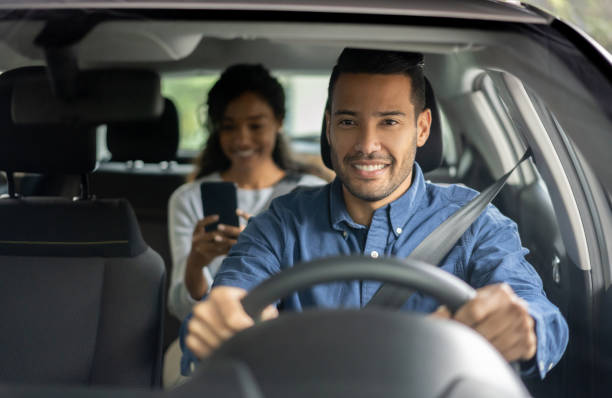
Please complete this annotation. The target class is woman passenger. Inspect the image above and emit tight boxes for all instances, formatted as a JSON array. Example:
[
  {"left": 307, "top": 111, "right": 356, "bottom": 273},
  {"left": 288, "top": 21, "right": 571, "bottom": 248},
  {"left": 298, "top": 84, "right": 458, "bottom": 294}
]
[{"left": 167, "top": 64, "right": 326, "bottom": 323}]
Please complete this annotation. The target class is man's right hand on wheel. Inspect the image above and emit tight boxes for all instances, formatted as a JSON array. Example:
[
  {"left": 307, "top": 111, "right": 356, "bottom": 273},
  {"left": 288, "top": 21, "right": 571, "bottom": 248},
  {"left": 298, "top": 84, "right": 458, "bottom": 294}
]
[{"left": 185, "top": 286, "right": 279, "bottom": 358}]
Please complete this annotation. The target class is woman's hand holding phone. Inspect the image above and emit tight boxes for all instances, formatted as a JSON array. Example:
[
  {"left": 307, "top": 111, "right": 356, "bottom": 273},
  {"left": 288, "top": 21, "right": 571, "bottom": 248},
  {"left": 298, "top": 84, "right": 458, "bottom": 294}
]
[{"left": 185, "top": 210, "right": 251, "bottom": 299}]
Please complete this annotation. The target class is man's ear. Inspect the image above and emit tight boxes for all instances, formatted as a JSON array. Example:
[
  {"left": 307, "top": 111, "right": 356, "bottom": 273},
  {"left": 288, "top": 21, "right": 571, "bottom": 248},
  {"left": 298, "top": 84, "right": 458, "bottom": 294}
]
[
  {"left": 325, "top": 110, "right": 331, "bottom": 144},
  {"left": 416, "top": 108, "right": 431, "bottom": 148}
]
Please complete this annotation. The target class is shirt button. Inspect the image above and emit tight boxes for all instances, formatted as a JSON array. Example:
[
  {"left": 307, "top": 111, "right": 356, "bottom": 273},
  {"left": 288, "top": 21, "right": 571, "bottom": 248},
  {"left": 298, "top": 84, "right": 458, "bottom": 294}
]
[
  {"left": 548, "top": 363, "right": 553, "bottom": 371},
  {"left": 370, "top": 251, "right": 379, "bottom": 259},
  {"left": 396, "top": 227, "right": 402, "bottom": 234},
  {"left": 342, "top": 231, "right": 348, "bottom": 238}
]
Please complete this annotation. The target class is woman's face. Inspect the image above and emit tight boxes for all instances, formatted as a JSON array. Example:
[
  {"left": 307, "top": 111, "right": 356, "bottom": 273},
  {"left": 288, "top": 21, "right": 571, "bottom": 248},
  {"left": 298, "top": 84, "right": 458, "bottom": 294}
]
[{"left": 218, "top": 91, "right": 282, "bottom": 169}]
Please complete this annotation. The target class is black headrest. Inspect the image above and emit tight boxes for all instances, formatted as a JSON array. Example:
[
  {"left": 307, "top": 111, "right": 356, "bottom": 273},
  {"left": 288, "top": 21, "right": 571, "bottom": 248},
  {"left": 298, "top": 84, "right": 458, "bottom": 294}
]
[
  {"left": 106, "top": 98, "right": 179, "bottom": 162},
  {"left": 320, "top": 77, "right": 443, "bottom": 173},
  {"left": 0, "top": 197, "right": 147, "bottom": 257},
  {"left": 11, "top": 68, "right": 163, "bottom": 125},
  {"left": 0, "top": 67, "right": 97, "bottom": 174}
]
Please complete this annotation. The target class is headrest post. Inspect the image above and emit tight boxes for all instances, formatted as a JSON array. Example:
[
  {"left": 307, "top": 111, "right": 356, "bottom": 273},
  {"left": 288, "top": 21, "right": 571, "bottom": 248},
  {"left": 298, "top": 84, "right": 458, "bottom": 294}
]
[
  {"left": 6, "top": 171, "right": 18, "bottom": 199},
  {"left": 79, "top": 174, "right": 90, "bottom": 200}
]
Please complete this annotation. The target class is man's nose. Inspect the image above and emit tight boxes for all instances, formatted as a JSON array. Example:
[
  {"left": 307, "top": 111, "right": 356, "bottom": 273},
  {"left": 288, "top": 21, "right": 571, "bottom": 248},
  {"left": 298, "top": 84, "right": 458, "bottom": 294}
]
[{"left": 354, "top": 123, "right": 381, "bottom": 154}]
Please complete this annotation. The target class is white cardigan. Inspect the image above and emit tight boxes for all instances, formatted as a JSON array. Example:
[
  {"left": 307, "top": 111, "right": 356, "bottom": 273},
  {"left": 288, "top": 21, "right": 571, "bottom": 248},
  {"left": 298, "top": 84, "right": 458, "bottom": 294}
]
[{"left": 167, "top": 172, "right": 326, "bottom": 321}]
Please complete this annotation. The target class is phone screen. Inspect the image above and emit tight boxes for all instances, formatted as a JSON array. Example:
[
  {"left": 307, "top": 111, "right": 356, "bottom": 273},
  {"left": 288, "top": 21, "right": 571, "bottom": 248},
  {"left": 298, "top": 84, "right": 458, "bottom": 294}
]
[{"left": 200, "top": 181, "right": 239, "bottom": 232}]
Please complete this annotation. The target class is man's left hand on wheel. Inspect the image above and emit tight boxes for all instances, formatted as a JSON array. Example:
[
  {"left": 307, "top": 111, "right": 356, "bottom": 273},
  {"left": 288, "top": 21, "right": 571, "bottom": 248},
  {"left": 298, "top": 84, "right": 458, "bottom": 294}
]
[{"left": 431, "top": 283, "right": 537, "bottom": 362}]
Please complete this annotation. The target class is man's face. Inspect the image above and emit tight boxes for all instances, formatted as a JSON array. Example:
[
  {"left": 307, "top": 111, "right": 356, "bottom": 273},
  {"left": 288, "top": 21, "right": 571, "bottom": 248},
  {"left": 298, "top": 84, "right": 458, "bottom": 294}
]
[{"left": 326, "top": 73, "right": 431, "bottom": 203}]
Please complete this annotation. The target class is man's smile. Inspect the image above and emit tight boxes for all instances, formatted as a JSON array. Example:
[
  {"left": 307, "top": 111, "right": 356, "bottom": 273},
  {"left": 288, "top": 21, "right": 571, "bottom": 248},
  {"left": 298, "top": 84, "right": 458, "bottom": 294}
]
[
  {"left": 353, "top": 164, "right": 386, "bottom": 171},
  {"left": 348, "top": 158, "right": 392, "bottom": 178}
]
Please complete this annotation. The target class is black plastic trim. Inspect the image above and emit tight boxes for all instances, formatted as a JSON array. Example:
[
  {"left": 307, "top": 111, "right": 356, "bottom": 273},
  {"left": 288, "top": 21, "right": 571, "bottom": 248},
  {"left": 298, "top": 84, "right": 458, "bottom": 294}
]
[{"left": 549, "top": 18, "right": 612, "bottom": 87}]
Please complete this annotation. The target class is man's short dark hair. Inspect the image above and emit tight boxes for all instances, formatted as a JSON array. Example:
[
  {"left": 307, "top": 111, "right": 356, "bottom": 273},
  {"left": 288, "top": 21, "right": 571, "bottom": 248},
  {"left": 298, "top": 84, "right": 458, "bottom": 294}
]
[{"left": 327, "top": 48, "right": 426, "bottom": 114}]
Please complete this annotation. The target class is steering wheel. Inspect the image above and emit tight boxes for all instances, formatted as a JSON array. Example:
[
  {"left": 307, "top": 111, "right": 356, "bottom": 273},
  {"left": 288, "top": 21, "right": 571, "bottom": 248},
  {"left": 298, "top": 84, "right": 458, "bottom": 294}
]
[
  {"left": 195, "top": 255, "right": 528, "bottom": 398},
  {"left": 241, "top": 255, "right": 475, "bottom": 319}
]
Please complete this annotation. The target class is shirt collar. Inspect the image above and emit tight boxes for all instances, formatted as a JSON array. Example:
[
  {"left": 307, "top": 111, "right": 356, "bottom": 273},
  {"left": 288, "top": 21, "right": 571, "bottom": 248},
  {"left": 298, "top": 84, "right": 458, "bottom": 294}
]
[
  {"left": 329, "top": 162, "right": 427, "bottom": 234},
  {"left": 329, "top": 177, "right": 364, "bottom": 231}
]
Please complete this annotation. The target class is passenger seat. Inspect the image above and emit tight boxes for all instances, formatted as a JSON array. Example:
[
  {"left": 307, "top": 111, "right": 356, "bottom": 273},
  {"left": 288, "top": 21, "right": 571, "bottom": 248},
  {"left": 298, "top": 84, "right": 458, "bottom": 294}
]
[{"left": 0, "top": 67, "right": 165, "bottom": 388}]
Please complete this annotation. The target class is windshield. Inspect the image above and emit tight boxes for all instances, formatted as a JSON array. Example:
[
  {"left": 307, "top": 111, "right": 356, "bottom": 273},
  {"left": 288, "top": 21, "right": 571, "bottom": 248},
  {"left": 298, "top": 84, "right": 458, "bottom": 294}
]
[{"left": 0, "top": 3, "right": 610, "bottom": 397}]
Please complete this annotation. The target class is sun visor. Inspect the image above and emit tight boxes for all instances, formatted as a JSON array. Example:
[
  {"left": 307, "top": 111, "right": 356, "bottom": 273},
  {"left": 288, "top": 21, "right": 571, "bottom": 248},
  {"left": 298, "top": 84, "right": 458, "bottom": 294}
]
[{"left": 11, "top": 69, "right": 163, "bottom": 125}]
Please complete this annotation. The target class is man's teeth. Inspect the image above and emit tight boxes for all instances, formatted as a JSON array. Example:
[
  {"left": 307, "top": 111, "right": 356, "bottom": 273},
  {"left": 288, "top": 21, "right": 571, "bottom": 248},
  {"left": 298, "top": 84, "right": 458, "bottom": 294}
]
[{"left": 354, "top": 164, "right": 386, "bottom": 171}]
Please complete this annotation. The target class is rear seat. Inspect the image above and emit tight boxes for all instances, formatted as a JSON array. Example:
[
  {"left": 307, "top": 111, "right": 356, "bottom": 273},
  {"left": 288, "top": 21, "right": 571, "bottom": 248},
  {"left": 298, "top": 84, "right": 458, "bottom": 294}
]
[{"left": 90, "top": 98, "right": 192, "bottom": 348}]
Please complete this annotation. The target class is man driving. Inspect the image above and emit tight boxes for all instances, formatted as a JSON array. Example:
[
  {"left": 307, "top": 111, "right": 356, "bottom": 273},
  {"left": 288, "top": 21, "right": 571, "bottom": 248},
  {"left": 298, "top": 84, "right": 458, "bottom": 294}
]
[{"left": 181, "top": 48, "right": 568, "bottom": 379}]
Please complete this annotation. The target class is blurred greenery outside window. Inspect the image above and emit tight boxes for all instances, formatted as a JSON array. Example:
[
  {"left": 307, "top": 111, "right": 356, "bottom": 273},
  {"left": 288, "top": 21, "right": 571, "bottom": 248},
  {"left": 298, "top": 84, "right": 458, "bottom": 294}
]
[
  {"left": 162, "top": 73, "right": 329, "bottom": 153},
  {"left": 524, "top": 0, "right": 612, "bottom": 52}
]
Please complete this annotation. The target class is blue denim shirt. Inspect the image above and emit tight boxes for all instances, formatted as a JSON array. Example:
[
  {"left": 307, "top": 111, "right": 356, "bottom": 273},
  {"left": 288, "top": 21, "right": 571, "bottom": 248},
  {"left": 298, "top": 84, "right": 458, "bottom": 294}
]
[{"left": 181, "top": 163, "right": 568, "bottom": 379}]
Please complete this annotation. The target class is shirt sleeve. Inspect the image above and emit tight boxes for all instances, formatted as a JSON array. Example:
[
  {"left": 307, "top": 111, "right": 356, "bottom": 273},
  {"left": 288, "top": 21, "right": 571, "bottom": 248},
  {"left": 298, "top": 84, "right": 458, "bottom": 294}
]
[
  {"left": 212, "top": 201, "right": 286, "bottom": 290},
  {"left": 179, "top": 312, "right": 199, "bottom": 376},
  {"left": 465, "top": 205, "right": 569, "bottom": 379}
]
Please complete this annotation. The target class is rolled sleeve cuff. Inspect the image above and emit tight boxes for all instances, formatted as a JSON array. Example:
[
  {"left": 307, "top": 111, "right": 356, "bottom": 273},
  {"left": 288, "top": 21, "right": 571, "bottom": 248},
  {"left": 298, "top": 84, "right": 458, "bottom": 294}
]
[
  {"left": 179, "top": 312, "right": 199, "bottom": 376},
  {"left": 522, "top": 308, "right": 552, "bottom": 379}
]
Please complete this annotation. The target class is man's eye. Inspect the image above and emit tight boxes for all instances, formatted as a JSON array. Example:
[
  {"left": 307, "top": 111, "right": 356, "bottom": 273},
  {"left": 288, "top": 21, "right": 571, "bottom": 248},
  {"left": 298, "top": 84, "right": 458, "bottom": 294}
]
[
  {"left": 382, "top": 119, "right": 399, "bottom": 126},
  {"left": 220, "top": 124, "right": 235, "bottom": 131},
  {"left": 249, "top": 124, "right": 263, "bottom": 130}
]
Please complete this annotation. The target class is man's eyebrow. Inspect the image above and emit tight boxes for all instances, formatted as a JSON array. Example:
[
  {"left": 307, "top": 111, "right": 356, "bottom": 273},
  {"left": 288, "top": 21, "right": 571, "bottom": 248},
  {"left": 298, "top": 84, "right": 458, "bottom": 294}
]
[
  {"left": 374, "top": 111, "right": 406, "bottom": 117},
  {"left": 332, "top": 110, "right": 407, "bottom": 117}
]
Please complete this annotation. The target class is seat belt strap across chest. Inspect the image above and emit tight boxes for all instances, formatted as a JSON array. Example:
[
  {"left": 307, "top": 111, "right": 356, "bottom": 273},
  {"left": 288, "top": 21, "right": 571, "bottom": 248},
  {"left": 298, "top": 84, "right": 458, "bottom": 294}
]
[{"left": 366, "top": 149, "right": 533, "bottom": 309}]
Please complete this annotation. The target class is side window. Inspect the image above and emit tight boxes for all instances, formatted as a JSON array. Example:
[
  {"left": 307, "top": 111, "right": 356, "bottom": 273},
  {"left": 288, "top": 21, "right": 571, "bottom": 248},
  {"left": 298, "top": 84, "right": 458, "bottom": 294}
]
[
  {"left": 162, "top": 74, "right": 219, "bottom": 154},
  {"left": 96, "top": 125, "right": 111, "bottom": 161},
  {"left": 0, "top": 171, "right": 7, "bottom": 196},
  {"left": 94, "top": 72, "right": 332, "bottom": 178}
]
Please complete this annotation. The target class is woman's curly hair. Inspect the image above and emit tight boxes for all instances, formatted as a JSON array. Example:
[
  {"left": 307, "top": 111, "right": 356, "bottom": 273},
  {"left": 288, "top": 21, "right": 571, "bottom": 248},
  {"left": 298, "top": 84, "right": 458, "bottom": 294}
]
[{"left": 189, "top": 64, "right": 300, "bottom": 181}]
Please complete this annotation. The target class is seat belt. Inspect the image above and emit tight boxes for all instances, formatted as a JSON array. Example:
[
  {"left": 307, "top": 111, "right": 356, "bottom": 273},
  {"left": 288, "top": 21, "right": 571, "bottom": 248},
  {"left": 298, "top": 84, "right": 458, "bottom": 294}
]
[{"left": 366, "top": 149, "right": 533, "bottom": 309}]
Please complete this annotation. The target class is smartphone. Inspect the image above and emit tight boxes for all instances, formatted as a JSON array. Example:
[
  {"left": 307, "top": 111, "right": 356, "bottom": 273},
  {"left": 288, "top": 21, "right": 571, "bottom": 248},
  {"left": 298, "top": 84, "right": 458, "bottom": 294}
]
[{"left": 200, "top": 181, "right": 240, "bottom": 232}]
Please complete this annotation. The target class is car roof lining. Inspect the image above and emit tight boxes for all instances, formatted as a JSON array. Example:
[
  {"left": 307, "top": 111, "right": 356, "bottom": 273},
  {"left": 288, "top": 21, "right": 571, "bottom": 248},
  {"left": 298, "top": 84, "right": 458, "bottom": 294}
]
[{"left": 0, "top": 20, "right": 493, "bottom": 68}]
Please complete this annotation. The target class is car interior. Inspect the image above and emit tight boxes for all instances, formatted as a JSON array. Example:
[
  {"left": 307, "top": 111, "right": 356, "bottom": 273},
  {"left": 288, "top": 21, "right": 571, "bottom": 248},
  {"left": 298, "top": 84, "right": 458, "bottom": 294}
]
[{"left": 0, "top": 2, "right": 611, "bottom": 397}]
